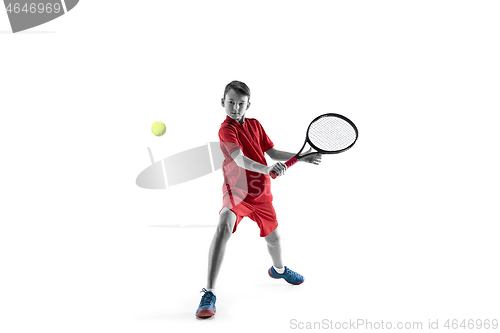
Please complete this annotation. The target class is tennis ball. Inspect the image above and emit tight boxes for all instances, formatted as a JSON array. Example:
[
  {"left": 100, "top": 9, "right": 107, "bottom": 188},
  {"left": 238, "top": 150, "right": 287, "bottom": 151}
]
[{"left": 151, "top": 121, "right": 166, "bottom": 136}]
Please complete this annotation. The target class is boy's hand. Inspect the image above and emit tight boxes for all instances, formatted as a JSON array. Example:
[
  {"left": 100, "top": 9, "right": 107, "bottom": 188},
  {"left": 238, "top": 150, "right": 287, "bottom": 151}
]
[
  {"left": 267, "top": 162, "right": 287, "bottom": 177},
  {"left": 299, "top": 148, "right": 322, "bottom": 165}
]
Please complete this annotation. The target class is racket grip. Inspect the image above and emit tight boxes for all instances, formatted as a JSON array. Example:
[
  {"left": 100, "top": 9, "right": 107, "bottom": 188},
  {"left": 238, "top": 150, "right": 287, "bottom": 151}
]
[{"left": 270, "top": 157, "right": 299, "bottom": 179}]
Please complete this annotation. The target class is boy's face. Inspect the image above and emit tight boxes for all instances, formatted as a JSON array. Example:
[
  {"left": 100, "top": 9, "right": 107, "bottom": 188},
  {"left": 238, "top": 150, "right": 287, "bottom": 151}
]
[{"left": 222, "top": 89, "right": 250, "bottom": 123}]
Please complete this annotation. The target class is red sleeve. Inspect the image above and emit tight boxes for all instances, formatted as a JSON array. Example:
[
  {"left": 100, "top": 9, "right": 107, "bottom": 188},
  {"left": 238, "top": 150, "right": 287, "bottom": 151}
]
[
  {"left": 258, "top": 121, "right": 274, "bottom": 152},
  {"left": 218, "top": 125, "right": 242, "bottom": 158}
]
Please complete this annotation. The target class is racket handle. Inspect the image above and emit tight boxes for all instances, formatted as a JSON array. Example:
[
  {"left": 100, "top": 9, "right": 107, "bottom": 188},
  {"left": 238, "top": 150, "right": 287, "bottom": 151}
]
[{"left": 270, "top": 157, "right": 299, "bottom": 179}]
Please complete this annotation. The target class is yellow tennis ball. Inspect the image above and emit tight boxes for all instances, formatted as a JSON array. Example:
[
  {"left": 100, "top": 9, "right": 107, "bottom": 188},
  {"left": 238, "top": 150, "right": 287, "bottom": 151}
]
[{"left": 151, "top": 121, "right": 166, "bottom": 136}]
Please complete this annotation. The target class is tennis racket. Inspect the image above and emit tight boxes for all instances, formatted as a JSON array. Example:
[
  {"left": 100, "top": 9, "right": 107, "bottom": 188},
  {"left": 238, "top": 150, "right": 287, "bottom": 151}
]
[{"left": 270, "top": 113, "right": 358, "bottom": 179}]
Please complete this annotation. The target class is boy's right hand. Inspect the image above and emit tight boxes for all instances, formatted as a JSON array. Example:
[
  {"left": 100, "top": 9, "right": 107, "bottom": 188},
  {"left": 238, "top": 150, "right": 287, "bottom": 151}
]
[{"left": 267, "top": 162, "right": 287, "bottom": 177}]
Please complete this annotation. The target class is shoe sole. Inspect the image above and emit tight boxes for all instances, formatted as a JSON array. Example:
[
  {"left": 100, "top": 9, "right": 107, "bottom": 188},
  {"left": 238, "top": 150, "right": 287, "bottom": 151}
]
[
  {"left": 268, "top": 268, "right": 304, "bottom": 285},
  {"left": 196, "top": 309, "right": 215, "bottom": 319}
]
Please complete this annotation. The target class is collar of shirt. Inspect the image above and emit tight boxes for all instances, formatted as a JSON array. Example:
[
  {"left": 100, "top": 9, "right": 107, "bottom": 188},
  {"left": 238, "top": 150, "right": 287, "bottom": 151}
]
[{"left": 224, "top": 115, "right": 246, "bottom": 128}]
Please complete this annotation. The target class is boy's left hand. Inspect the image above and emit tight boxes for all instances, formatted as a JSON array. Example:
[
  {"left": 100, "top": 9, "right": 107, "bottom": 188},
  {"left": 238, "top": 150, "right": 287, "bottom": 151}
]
[{"left": 299, "top": 148, "right": 322, "bottom": 165}]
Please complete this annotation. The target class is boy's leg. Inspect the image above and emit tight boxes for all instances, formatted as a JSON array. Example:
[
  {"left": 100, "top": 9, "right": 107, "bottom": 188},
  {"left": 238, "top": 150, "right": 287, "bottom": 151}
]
[
  {"left": 264, "top": 227, "right": 283, "bottom": 268},
  {"left": 265, "top": 227, "right": 304, "bottom": 285},
  {"left": 206, "top": 207, "right": 237, "bottom": 289}
]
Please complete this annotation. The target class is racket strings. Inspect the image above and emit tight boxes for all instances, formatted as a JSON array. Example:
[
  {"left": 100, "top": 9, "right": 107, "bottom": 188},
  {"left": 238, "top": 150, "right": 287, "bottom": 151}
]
[{"left": 308, "top": 116, "right": 357, "bottom": 152}]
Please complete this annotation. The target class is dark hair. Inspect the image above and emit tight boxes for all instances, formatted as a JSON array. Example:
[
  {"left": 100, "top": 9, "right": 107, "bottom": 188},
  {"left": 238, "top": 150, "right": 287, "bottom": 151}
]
[{"left": 223, "top": 81, "right": 251, "bottom": 99}]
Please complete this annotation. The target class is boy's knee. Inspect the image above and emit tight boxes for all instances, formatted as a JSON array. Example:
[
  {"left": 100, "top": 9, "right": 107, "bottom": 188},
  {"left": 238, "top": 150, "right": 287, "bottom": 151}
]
[
  {"left": 265, "top": 229, "right": 280, "bottom": 246},
  {"left": 217, "top": 208, "right": 236, "bottom": 237},
  {"left": 216, "top": 221, "right": 233, "bottom": 237}
]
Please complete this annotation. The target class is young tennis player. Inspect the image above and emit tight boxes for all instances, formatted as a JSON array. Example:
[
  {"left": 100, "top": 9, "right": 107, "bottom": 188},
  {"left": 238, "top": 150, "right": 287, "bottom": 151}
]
[{"left": 195, "top": 81, "right": 322, "bottom": 319}]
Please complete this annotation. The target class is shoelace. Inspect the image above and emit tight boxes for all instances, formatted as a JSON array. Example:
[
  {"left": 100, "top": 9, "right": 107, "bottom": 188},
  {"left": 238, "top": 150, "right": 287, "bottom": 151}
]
[
  {"left": 200, "top": 288, "right": 215, "bottom": 306},
  {"left": 284, "top": 268, "right": 302, "bottom": 280}
]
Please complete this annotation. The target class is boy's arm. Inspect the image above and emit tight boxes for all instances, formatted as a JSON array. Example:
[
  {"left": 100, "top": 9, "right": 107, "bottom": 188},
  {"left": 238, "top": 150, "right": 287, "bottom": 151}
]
[
  {"left": 265, "top": 147, "right": 295, "bottom": 161},
  {"left": 266, "top": 147, "right": 322, "bottom": 165},
  {"left": 231, "top": 149, "right": 287, "bottom": 177}
]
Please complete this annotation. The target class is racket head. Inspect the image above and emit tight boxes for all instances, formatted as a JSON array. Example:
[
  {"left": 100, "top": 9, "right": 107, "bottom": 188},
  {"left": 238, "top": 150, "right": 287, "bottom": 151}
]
[{"left": 305, "top": 113, "right": 358, "bottom": 154}]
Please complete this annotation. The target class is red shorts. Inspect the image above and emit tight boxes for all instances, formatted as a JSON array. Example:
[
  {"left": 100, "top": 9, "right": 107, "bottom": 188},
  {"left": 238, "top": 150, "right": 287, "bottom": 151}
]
[{"left": 221, "top": 193, "right": 278, "bottom": 237}]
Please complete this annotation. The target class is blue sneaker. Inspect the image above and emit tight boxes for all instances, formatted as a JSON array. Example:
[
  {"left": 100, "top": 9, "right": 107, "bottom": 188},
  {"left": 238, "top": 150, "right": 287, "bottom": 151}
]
[
  {"left": 268, "top": 266, "right": 304, "bottom": 285},
  {"left": 196, "top": 288, "right": 216, "bottom": 318}
]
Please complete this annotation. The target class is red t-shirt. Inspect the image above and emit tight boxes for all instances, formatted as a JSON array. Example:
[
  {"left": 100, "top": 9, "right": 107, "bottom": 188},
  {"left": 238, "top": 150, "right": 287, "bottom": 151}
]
[{"left": 218, "top": 116, "right": 275, "bottom": 203}]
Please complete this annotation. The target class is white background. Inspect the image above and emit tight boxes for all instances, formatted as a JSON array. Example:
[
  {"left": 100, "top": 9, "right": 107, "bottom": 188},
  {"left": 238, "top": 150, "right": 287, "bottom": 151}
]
[{"left": 1, "top": 1, "right": 499, "bottom": 332}]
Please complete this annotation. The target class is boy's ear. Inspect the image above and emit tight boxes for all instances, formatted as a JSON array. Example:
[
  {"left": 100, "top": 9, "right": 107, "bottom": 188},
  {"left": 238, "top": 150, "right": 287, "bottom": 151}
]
[
  {"left": 246, "top": 102, "right": 251, "bottom": 109},
  {"left": 221, "top": 98, "right": 225, "bottom": 107}
]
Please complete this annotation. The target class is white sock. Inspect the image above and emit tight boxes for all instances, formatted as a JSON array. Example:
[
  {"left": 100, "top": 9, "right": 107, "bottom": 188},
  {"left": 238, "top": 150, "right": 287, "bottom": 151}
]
[
  {"left": 273, "top": 265, "right": 285, "bottom": 274},
  {"left": 207, "top": 288, "right": 216, "bottom": 295}
]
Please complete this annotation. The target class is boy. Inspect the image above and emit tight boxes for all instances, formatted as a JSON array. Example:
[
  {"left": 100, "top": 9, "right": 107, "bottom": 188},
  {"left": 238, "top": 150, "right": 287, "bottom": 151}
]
[{"left": 196, "top": 81, "right": 321, "bottom": 319}]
